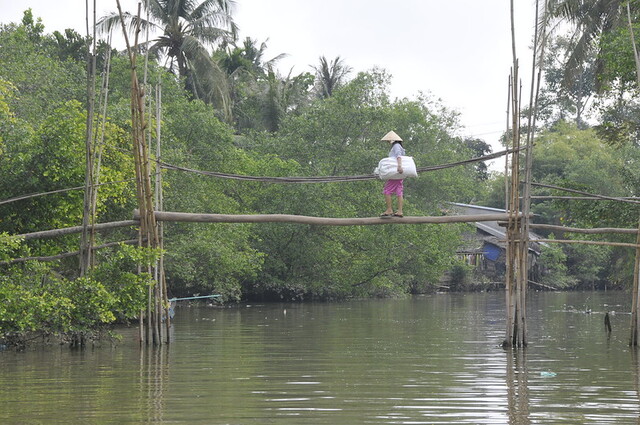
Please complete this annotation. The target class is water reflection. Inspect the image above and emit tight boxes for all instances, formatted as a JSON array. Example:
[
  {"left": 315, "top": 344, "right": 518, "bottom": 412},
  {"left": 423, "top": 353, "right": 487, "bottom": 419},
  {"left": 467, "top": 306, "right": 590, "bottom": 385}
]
[
  {"left": 3, "top": 292, "right": 640, "bottom": 424},
  {"left": 506, "top": 348, "right": 530, "bottom": 425},
  {"left": 630, "top": 349, "right": 640, "bottom": 425},
  {"left": 141, "top": 343, "right": 169, "bottom": 423}
]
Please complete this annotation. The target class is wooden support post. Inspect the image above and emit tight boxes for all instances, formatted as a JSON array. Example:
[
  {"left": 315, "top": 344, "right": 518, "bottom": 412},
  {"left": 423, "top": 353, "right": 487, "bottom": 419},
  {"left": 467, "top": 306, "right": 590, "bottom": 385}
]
[
  {"left": 155, "top": 82, "right": 170, "bottom": 343},
  {"left": 630, "top": 215, "right": 640, "bottom": 346},
  {"left": 503, "top": 57, "right": 521, "bottom": 348},
  {"left": 116, "top": 0, "right": 165, "bottom": 346},
  {"left": 622, "top": 3, "right": 640, "bottom": 348},
  {"left": 504, "top": 215, "right": 518, "bottom": 348},
  {"left": 504, "top": 0, "right": 542, "bottom": 349}
]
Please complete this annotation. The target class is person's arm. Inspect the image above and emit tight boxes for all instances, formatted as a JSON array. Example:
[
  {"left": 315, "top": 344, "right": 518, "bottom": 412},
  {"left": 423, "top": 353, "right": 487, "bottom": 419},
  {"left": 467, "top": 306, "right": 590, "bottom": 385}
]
[{"left": 397, "top": 156, "right": 403, "bottom": 174}]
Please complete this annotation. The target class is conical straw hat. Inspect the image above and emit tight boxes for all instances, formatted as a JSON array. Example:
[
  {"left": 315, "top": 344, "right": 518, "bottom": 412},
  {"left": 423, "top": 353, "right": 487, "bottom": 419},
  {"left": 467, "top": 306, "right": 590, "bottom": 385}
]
[{"left": 381, "top": 130, "right": 403, "bottom": 142}]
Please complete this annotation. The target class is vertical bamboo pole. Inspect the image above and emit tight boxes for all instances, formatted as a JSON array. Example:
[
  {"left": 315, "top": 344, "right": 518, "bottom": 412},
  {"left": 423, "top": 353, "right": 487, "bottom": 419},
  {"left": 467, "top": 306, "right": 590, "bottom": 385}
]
[
  {"left": 504, "top": 0, "right": 521, "bottom": 348},
  {"left": 518, "top": 3, "right": 537, "bottom": 349},
  {"left": 116, "top": 0, "right": 163, "bottom": 345},
  {"left": 89, "top": 34, "right": 114, "bottom": 270},
  {"left": 155, "top": 82, "right": 170, "bottom": 342},
  {"left": 504, "top": 76, "right": 511, "bottom": 208},
  {"left": 140, "top": 0, "right": 162, "bottom": 345},
  {"left": 518, "top": 0, "right": 546, "bottom": 348},
  {"left": 504, "top": 65, "right": 520, "bottom": 348},
  {"left": 515, "top": 83, "right": 525, "bottom": 347},
  {"left": 631, "top": 215, "right": 640, "bottom": 346},
  {"left": 503, "top": 76, "right": 514, "bottom": 347},
  {"left": 137, "top": 74, "right": 160, "bottom": 345},
  {"left": 625, "top": 1, "right": 640, "bottom": 347},
  {"left": 504, "top": 0, "right": 543, "bottom": 348},
  {"left": 146, "top": 89, "right": 161, "bottom": 344}
]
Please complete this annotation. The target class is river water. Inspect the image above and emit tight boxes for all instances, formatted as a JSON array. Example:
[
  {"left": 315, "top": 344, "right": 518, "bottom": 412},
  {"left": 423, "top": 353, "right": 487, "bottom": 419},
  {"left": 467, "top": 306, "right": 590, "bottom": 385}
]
[{"left": 1, "top": 291, "right": 640, "bottom": 424}]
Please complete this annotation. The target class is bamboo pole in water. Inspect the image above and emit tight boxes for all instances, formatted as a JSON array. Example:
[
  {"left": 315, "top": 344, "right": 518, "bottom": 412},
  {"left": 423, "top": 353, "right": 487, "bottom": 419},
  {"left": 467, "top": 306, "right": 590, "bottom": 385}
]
[
  {"left": 624, "top": 2, "right": 640, "bottom": 347},
  {"left": 116, "top": 0, "right": 163, "bottom": 346},
  {"left": 504, "top": 0, "right": 521, "bottom": 347},
  {"left": 114, "top": 0, "right": 147, "bottom": 345},
  {"left": 518, "top": 0, "right": 545, "bottom": 348},
  {"left": 504, "top": 80, "right": 520, "bottom": 347},
  {"left": 155, "top": 82, "right": 170, "bottom": 343},
  {"left": 631, "top": 216, "right": 640, "bottom": 346},
  {"left": 503, "top": 74, "right": 516, "bottom": 348},
  {"left": 504, "top": 0, "right": 546, "bottom": 349}
]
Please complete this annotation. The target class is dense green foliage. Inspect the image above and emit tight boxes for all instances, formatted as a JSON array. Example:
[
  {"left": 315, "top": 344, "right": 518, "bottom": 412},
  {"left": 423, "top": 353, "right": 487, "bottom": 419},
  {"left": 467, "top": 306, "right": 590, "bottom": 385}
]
[
  {"left": 3, "top": 2, "right": 640, "bottom": 344},
  {"left": 0, "top": 242, "right": 157, "bottom": 347},
  {"left": 0, "top": 9, "right": 480, "bottom": 345}
]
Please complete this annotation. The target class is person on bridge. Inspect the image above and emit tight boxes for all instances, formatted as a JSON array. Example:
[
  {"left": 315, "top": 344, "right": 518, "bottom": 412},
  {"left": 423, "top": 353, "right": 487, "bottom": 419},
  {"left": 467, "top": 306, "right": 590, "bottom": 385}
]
[{"left": 380, "top": 130, "right": 405, "bottom": 218}]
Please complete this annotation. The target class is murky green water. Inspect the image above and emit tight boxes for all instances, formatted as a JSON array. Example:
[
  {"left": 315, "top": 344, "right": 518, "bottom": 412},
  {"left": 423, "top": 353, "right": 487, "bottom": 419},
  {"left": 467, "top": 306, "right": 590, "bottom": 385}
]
[{"left": 1, "top": 291, "right": 639, "bottom": 424}]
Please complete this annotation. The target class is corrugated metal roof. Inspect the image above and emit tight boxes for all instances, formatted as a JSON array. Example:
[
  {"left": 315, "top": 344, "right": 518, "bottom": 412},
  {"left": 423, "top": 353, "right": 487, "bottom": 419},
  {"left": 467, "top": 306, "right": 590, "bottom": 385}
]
[{"left": 447, "top": 202, "right": 546, "bottom": 254}]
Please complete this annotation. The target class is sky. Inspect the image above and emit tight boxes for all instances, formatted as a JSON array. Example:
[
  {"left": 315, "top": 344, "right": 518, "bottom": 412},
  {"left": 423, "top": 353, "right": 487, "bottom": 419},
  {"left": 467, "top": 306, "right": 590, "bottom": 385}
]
[{"left": 0, "top": 0, "right": 538, "bottom": 166}]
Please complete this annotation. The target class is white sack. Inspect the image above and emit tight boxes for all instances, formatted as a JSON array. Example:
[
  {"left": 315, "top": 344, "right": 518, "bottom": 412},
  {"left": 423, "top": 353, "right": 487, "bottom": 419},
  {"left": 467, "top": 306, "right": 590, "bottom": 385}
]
[{"left": 374, "top": 156, "right": 418, "bottom": 180}]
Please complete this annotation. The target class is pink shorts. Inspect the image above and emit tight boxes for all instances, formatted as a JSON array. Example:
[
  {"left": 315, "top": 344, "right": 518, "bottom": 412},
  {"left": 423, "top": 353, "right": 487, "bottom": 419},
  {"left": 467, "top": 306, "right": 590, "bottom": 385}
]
[{"left": 383, "top": 179, "right": 404, "bottom": 197}]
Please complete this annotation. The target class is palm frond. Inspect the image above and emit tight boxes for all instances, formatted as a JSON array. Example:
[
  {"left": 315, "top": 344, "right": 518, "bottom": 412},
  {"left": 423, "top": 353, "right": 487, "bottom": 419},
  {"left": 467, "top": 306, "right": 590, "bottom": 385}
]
[
  {"left": 189, "top": 26, "right": 234, "bottom": 45},
  {"left": 542, "top": 0, "right": 625, "bottom": 90},
  {"left": 312, "top": 56, "right": 352, "bottom": 98},
  {"left": 96, "top": 11, "right": 160, "bottom": 39},
  {"left": 191, "top": 0, "right": 233, "bottom": 20},
  {"left": 182, "top": 35, "right": 231, "bottom": 116},
  {"left": 190, "top": 17, "right": 237, "bottom": 43}
]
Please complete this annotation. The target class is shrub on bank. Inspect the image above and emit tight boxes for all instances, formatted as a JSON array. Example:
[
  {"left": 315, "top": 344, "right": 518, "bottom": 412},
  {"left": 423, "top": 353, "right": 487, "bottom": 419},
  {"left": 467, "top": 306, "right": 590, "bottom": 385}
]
[{"left": 0, "top": 243, "right": 157, "bottom": 348}]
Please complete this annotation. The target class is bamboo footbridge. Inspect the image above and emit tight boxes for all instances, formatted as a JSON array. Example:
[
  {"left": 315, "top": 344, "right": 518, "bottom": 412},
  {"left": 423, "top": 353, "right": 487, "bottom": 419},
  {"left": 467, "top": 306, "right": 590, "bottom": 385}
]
[
  {"left": 6, "top": 0, "right": 640, "bottom": 350},
  {"left": 6, "top": 147, "right": 640, "bottom": 350}
]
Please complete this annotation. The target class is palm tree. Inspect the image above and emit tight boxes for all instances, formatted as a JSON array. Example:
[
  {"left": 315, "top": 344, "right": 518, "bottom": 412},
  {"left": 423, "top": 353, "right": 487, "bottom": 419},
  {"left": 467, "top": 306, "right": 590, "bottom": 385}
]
[
  {"left": 260, "top": 66, "right": 315, "bottom": 132},
  {"left": 98, "top": 0, "right": 237, "bottom": 116},
  {"left": 215, "top": 37, "right": 293, "bottom": 131},
  {"left": 219, "top": 37, "right": 287, "bottom": 79},
  {"left": 312, "top": 56, "right": 352, "bottom": 98},
  {"left": 241, "top": 38, "right": 287, "bottom": 76},
  {"left": 543, "top": 0, "right": 625, "bottom": 88}
]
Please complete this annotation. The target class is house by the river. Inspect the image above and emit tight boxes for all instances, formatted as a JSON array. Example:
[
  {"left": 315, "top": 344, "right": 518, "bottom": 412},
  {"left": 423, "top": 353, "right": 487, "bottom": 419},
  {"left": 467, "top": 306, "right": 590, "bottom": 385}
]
[{"left": 446, "top": 203, "right": 546, "bottom": 287}]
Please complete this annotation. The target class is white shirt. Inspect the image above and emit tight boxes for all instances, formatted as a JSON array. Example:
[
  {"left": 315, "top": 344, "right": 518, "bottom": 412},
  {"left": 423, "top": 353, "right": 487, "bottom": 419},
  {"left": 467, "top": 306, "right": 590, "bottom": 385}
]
[{"left": 388, "top": 142, "right": 405, "bottom": 158}]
